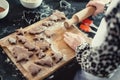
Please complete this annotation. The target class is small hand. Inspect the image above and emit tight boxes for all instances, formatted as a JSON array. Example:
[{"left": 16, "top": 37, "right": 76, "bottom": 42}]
[
  {"left": 86, "top": 0, "right": 105, "bottom": 16},
  {"left": 63, "top": 32, "right": 86, "bottom": 50}
]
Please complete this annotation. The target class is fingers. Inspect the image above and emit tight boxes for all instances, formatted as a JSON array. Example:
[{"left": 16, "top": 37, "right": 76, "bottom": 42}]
[
  {"left": 64, "top": 32, "right": 86, "bottom": 45},
  {"left": 64, "top": 32, "right": 82, "bottom": 40},
  {"left": 64, "top": 38, "right": 75, "bottom": 50},
  {"left": 63, "top": 33, "right": 75, "bottom": 50},
  {"left": 64, "top": 37, "right": 72, "bottom": 46},
  {"left": 64, "top": 33, "right": 71, "bottom": 42},
  {"left": 86, "top": 1, "right": 96, "bottom": 8},
  {"left": 86, "top": 1, "right": 97, "bottom": 16},
  {"left": 64, "top": 32, "right": 75, "bottom": 44},
  {"left": 63, "top": 32, "right": 87, "bottom": 50},
  {"left": 86, "top": 0, "right": 105, "bottom": 16},
  {"left": 64, "top": 32, "right": 76, "bottom": 37},
  {"left": 78, "top": 32, "right": 83, "bottom": 37},
  {"left": 63, "top": 37, "right": 69, "bottom": 45}
]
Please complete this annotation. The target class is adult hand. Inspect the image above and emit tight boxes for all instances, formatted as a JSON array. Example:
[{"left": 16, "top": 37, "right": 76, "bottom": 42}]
[
  {"left": 86, "top": 0, "right": 105, "bottom": 16},
  {"left": 63, "top": 32, "right": 86, "bottom": 50}
]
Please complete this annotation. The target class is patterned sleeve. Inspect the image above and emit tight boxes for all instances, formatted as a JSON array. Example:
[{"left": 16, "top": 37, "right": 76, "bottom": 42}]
[{"left": 76, "top": 1, "right": 120, "bottom": 78}]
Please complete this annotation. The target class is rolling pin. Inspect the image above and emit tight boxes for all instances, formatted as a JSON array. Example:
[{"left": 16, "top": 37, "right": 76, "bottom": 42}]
[{"left": 64, "top": 6, "right": 96, "bottom": 28}]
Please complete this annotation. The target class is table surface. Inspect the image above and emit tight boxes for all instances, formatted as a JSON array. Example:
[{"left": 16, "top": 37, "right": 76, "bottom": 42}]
[{"left": 0, "top": 0, "right": 103, "bottom": 80}]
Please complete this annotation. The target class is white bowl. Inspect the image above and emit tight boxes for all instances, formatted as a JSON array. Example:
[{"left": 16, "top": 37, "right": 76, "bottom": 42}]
[
  {"left": 20, "top": 0, "right": 43, "bottom": 9},
  {"left": 0, "top": 0, "right": 9, "bottom": 19}
]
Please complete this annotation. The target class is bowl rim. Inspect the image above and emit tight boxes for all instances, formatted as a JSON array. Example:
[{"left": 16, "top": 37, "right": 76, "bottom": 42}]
[
  {"left": 0, "top": 0, "right": 9, "bottom": 19},
  {"left": 20, "top": 0, "right": 43, "bottom": 9},
  {"left": 20, "top": 0, "right": 43, "bottom": 4},
  {"left": 0, "top": 0, "right": 9, "bottom": 13}
]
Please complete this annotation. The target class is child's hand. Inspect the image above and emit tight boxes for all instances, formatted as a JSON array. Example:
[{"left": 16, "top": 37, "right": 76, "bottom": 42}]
[
  {"left": 86, "top": 0, "right": 105, "bottom": 16},
  {"left": 63, "top": 32, "right": 86, "bottom": 50}
]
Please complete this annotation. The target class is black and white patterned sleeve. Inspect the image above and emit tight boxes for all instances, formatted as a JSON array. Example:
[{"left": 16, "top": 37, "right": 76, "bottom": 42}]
[{"left": 76, "top": 1, "right": 120, "bottom": 78}]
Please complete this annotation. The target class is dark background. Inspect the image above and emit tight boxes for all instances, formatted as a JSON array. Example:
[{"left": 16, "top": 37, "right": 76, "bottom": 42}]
[{"left": 0, "top": 0, "right": 103, "bottom": 80}]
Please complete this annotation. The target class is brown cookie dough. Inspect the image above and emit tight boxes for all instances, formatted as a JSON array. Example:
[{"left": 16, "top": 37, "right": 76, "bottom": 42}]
[
  {"left": 44, "top": 30, "right": 55, "bottom": 38},
  {"left": 24, "top": 41, "right": 36, "bottom": 51},
  {"left": 16, "top": 28, "right": 26, "bottom": 35},
  {"left": 36, "top": 49, "right": 46, "bottom": 59},
  {"left": 53, "top": 10, "right": 66, "bottom": 20},
  {"left": 33, "top": 35, "right": 45, "bottom": 41},
  {"left": 49, "top": 15, "right": 58, "bottom": 22},
  {"left": 51, "top": 52, "right": 63, "bottom": 63},
  {"left": 49, "top": 10, "right": 66, "bottom": 21},
  {"left": 8, "top": 37, "right": 17, "bottom": 44},
  {"left": 12, "top": 46, "right": 33, "bottom": 62},
  {"left": 40, "top": 41, "right": 51, "bottom": 52},
  {"left": 42, "top": 21, "right": 54, "bottom": 27},
  {"left": 35, "top": 56, "right": 54, "bottom": 67},
  {"left": 16, "top": 35, "right": 27, "bottom": 44},
  {"left": 29, "top": 26, "right": 46, "bottom": 35},
  {"left": 28, "top": 63, "right": 42, "bottom": 76},
  {"left": 35, "top": 40, "right": 51, "bottom": 52}
]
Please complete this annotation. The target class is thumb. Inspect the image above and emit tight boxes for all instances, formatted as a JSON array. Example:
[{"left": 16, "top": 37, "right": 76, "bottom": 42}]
[{"left": 86, "top": 1, "right": 96, "bottom": 7}]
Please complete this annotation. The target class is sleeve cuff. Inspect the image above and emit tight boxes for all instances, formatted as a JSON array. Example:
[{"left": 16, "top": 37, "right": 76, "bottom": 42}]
[{"left": 75, "top": 42, "right": 90, "bottom": 64}]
